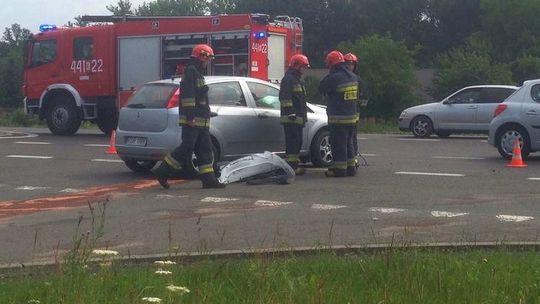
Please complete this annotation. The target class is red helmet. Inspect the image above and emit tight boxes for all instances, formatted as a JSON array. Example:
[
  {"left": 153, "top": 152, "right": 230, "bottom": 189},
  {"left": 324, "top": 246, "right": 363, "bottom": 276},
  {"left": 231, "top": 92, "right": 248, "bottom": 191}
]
[
  {"left": 191, "top": 44, "right": 215, "bottom": 60},
  {"left": 344, "top": 53, "right": 358, "bottom": 63},
  {"left": 326, "top": 50, "right": 345, "bottom": 68},
  {"left": 289, "top": 54, "right": 310, "bottom": 69}
]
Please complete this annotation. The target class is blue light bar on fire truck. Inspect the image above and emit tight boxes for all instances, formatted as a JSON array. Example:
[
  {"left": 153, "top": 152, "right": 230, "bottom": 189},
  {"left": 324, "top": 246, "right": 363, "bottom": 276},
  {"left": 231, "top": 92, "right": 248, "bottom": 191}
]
[
  {"left": 39, "top": 24, "right": 57, "bottom": 32},
  {"left": 254, "top": 31, "right": 267, "bottom": 39}
]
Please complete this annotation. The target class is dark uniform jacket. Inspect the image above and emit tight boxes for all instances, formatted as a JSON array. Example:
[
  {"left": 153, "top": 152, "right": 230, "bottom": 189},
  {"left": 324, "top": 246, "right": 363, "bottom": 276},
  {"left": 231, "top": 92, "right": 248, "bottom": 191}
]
[
  {"left": 179, "top": 58, "right": 210, "bottom": 129},
  {"left": 279, "top": 68, "right": 308, "bottom": 126},
  {"left": 318, "top": 63, "right": 358, "bottom": 126}
]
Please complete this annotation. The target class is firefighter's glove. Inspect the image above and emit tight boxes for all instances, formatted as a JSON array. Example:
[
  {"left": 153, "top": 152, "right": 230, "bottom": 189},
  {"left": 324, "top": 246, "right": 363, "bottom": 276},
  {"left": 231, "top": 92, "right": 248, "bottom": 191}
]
[
  {"left": 287, "top": 114, "right": 297, "bottom": 120},
  {"left": 200, "top": 85, "right": 209, "bottom": 94}
]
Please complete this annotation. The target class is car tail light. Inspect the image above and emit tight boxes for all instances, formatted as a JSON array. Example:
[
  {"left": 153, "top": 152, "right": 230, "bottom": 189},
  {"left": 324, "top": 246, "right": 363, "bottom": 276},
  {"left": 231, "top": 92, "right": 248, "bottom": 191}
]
[
  {"left": 166, "top": 88, "right": 180, "bottom": 109},
  {"left": 493, "top": 104, "right": 507, "bottom": 117}
]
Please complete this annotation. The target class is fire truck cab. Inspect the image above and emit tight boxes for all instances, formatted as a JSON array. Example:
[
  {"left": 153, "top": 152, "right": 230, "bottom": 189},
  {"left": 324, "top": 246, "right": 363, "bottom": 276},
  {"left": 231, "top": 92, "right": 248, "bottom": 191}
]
[{"left": 22, "top": 14, "right": 303, "bottom": 135}]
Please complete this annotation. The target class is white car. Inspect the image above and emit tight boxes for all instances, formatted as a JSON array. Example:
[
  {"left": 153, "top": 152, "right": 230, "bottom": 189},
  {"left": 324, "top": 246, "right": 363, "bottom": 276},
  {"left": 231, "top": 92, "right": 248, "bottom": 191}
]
[
  {"left": 489, "top": 79, "right": 540, "bottom": 159},
  {"left": 115, "top": 76, "right": 332, "bottom": 173},
  {"left": 399, "top": 85, "right": 518, "bottom": 137}
]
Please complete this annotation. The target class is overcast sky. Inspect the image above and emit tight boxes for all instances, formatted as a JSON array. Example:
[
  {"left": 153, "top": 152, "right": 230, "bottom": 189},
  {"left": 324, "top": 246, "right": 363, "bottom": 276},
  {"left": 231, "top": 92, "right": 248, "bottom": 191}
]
[{"left": 1, "top": 0, "right": 145, "bottom": 35}]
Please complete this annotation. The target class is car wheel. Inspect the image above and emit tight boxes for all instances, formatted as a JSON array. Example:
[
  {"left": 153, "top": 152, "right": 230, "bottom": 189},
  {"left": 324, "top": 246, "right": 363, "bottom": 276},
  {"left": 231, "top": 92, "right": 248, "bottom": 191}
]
[
  {"left": 185, "top": 142, "right": 219, "bottom": 177},
  {"left": 310, "top": 129, "right": 333, "bottom": 167},
  {"left": 496, "top": 125, "right": 530, "bottom": 160},
  {"left": 410, "top": 116, "right": 433, "bottom": 138},
  {"left": 46, "top": 96, "right": 82, "bottom": 136},
  {"left": 97, "top": 107, "right": 118, "bottom": 136},
  {"left": 436, "top": 131, "right": 451, "bottom": 138},
  {"left": 122, "top": 159, "right": 157, "bottom": 173}
]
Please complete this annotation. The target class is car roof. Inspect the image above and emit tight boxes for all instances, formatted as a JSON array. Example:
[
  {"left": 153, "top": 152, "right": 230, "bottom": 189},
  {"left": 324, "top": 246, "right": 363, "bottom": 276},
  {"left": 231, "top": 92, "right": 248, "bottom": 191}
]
[
  {"left": 461, "top": 85, "right": 519, "bottom": 90},
  {"left": 147, "top": 76, "right": 278, "bottom": 86}
]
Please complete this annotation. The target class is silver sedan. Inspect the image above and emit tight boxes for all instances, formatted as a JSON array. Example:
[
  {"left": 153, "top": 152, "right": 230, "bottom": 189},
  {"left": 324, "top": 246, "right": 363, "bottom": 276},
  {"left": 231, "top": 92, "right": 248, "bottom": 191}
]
[
  {"left": 399, "top": 85, "right": 517, "bottom": 138},
  {"left": 115, "top": 76, "right": 332, "bottom": 173}
]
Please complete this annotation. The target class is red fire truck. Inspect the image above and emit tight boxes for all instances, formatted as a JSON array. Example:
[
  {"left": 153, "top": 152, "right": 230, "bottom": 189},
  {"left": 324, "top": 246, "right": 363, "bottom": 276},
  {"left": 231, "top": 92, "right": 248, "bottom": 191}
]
[{"left": 22, "top": 14, "right": 303, "bottom": 135}]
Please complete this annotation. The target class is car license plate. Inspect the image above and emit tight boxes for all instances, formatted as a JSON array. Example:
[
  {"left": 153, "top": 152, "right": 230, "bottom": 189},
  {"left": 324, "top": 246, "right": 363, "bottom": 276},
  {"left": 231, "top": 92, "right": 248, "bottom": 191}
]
[{"left": 126, "top": 136, "right": 147, "bottom": 146}]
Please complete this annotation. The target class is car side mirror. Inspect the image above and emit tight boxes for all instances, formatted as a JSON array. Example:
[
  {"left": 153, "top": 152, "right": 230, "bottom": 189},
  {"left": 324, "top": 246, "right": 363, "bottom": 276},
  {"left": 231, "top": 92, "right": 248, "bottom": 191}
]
[{"left": 210, "top": 111, "right": 218, "bottom": 117}]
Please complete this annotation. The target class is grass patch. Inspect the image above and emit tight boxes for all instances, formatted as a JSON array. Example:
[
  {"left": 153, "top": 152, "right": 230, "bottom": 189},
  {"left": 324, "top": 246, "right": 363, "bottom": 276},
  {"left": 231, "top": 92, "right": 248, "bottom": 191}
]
[
  {"left": 2, "top": 248, "right": 540, "bottom": 303},
  {"left": 0, "top": 108, "right": 44, "bottom": 127},
  {"left": 359, "top": 117, "right": 402, "bottom": 134}
]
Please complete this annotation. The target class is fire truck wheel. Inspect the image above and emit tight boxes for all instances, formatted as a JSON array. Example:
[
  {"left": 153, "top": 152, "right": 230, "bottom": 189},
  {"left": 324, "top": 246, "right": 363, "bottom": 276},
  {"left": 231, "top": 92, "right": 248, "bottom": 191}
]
[
  {"left": 97, "top": 108, "right": 119, "bottom": 136},
  {"left": 122, "top": 159, "right": 157, "bottom": 173},
  {"left": 46, "top": 97, "right": 82, "bottom": 136}
]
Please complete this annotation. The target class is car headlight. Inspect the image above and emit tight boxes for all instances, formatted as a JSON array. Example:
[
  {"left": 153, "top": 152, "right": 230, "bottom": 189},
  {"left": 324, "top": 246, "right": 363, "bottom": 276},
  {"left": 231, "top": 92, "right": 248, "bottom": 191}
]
[{"left": 399, "top": 111, "right": 408, "bottom": 118}]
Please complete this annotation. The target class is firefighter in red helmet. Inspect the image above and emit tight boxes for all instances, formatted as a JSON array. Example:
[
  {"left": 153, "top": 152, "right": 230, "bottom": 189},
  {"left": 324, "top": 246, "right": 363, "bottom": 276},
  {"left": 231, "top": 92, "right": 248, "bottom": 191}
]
[
  {"left": 319, "top": 50, "right": 359, "bottom": 177},
  {"left": 154, "top": 44, "right": 225, "bottom": 189},
  {"left": 344, "top": 52, "right": 370, "bottom": 163},
  {"left": 280, "top": 53, "right": 310, "bottom": 175}
]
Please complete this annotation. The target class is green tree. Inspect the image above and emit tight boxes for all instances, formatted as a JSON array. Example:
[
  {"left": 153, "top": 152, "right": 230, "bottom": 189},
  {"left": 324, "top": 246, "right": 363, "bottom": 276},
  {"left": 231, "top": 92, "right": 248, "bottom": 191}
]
[
  {"left": 339, "top": 35, "right": 419, "bottom": 119},
  {"left": 107, "top": 0, "right": 135, "bottom": 15},
  {"left": 0, "top": 24, "right": 30, "bottom": 108},
  {"left": 432, "top": 35, "right": 514, "bottom": 99},
  {"left": 136, "top": 0, "right": 207, "bottom": 16},
  {"left": 512, "top": 56, "right": 540, "bottom": 85}
]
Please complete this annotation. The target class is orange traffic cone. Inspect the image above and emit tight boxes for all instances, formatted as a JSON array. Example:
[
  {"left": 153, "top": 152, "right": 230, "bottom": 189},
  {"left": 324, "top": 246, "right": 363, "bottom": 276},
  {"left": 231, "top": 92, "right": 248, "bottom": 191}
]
[
  {"left": 506, "top": 139, "right": 527, "bottom": 168},
  {"left": 105, "top": 130, "right": 117, "bottom": 154}
]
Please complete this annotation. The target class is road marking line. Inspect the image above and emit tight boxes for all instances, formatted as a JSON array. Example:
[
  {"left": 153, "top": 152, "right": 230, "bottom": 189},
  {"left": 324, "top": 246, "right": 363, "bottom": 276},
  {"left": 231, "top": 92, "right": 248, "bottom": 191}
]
[
  {"left": 6, "top": 155, "right": 53, "bottom": 159},
  {"left": 84, "top": 144, "right": 109, "bottom": 147},
  {"left": 14, "top": 141, "right": 51, "bottom": 145},
  {"left": 480, "top": 140, "right": 488, "bottom": 143},
  {"left": 527, "top": 178, "right": 540, "bottom": 181},
  {"left": 431, "top": 211, "right": 469, "bottom": 218},
  {"left": 201, "top": 197, "right": 239, "bottom": 203},
  {"left": 395, "top": 171, "right": 465, "bottom": 177},
  {"left": 16, "top": 186, "right": 51, "bottom": 191},
  {"left": 496, "top": 215, "right": 534, "bottom": 222},
  {"left": 358, "top": 137, "right": 368, "bottom": 140},
  {"left": 399, "top": 138, "right": 441, "bottom": 142},
  {"left": 311, "top": 203, "right": 347, "bottom": 210},
  {"left": 59, "top": 188, "right": 83, "bottom": 193},
  {"left": 156, "top": 194, "right": 189, "bottom": 199},
  {"left": 432, "top": 156, "right": 485, "bottom": 160},
  {"left": 254, "top": 200, "right": 294, "bottom": 207},
  {"left": 369, "top": 207, "right": 406, "bottom": 213},
  {"left": 91, "top": 159, "right": 123, "bottom": 163},
  {"left": 360, "top": 153, "right": 377, "bottom": 157}
]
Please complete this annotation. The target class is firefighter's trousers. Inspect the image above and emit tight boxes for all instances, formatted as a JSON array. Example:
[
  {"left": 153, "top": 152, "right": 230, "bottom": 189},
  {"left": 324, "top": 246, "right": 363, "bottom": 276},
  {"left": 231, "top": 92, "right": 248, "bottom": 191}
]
[
  {"left": 283, "top": 124, "right": 303, "bottom": 169},
  {"left": 169, "top": 126, "right": 215, "bottom": 176},
  {"left": 329, "top": 125, "right": 356, "bottom": 175},
  {"left": 352, "top": 123, "right": 359, "bottom": 155}
]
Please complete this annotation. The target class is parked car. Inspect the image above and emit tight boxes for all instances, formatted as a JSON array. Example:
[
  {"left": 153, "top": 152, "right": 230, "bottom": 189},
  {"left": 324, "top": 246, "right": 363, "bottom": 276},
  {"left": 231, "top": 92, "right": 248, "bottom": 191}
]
[
  {"left": 115, "top": 76, "right": 332, "bottom": 173},
  {"left": 488, "top": 79, "right": 540, "bottom": 159},
  {"left": 399, "top": 85, "right": 518, "bottom": 137}
]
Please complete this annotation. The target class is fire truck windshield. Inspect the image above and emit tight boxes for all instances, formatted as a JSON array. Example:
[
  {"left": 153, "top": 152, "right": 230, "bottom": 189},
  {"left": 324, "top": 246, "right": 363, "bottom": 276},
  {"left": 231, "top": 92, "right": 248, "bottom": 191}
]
[{"left": 29, "top": 39, "right": 57, "bottom": 67}]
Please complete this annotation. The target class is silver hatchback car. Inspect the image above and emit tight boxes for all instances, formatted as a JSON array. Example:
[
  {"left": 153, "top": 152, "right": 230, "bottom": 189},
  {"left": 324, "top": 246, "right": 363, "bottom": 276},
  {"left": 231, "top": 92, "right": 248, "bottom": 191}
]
[
  {"left": 115, "top": 76, "right": 332, "bottom": 173},
  {"left": 399, "top": 85, "right": 518, "bottom": 137},
  {"left": 489, "top": 79, "right": 540, "bottom": 159}
]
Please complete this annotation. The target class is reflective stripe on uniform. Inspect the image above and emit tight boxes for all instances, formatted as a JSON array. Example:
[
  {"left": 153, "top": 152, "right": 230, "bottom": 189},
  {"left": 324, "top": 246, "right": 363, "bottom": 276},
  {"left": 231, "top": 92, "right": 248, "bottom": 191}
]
[
  {"left": 179, "top": 115, "right": 210, "bottom": 127},
  {"left": 336, "top": 82, "right": 358, "bottom": 92},
  {"left": 280, "top": 116, "right": 305, "bottom": 125},
  {"left": 331, "top": 161, "right": 347, "bottom": 170},
  {"left": 292, "top": 85, "right": 304, "bottom": 93},
  {"left": 164, "top": 154, "right": 182, "bottom": 170},
  {"left": 281, "top": 99, "right": 293, "bottom": 107},
  {"left": 328, "top": 115, "right": 358, "bottom": 125},
  {"left": 182, "top": 97, "right": 196, "bottom": 107},
  {"left": 347, "top": 159, "right": 357, "bottom": 167},
  {"left": 199, "top": 164, "right": 214, "bottom": 174},
  {"left": 286, "top": 154, "right": 299, "bottom": 163}
]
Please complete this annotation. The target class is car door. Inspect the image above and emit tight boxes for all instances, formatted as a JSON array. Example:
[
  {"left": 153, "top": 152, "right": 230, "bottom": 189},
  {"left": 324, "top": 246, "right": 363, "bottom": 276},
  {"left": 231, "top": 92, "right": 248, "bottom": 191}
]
[
  {"left": 437, "top": 87, "right": 481, "bottom": 131},
  {"left": 521, "top": 84, "right": 540, "bottom": 148},
  {"left": 244, "top": 80, "right": 285, "bottom": 153},
  {"left": 476, "top": 87, "right": 516, "bottom": 131},
  {"left": 207, "top": 81, "right": 260, "bottom": 157}
]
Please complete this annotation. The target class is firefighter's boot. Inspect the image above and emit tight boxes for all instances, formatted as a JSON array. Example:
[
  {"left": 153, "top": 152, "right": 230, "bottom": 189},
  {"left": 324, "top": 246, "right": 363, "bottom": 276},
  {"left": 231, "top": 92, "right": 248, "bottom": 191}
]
[
  {"left": 201, "top": 173, "right": 226, "bottom": 189},
  {"left": 154, "top": 162, "right": 176, "bottom": 189},
  {"left": 325, "top": 168, "right": 347, "bottom": 178},
  {"left": 294, "top": 167, "right": 306, "bottom": 176},
  {"left": 347, "top": 159, "right": 358, "bottom": 176}
]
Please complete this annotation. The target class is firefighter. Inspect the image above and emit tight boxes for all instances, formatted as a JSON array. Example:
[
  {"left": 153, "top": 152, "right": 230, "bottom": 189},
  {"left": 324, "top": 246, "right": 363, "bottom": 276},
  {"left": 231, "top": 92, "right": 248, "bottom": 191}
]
[
  {"left": 318, "top": 50, "right": 359, "bottom": 177},
  {"left": 280, "top": 53, "right": 310, "bottom": 175},
  {"left": 343, "top": 52, "right": 370, "bottom": 158},
  {"left": 154, "top": 44, "right": 225, "bottom": 189}
]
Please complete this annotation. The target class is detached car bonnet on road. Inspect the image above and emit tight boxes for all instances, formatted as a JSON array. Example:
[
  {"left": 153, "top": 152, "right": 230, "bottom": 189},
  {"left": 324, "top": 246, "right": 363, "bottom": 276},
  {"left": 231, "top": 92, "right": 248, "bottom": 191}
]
[{"left": 114, "top": 76, "right": 332, "bottom": 173}]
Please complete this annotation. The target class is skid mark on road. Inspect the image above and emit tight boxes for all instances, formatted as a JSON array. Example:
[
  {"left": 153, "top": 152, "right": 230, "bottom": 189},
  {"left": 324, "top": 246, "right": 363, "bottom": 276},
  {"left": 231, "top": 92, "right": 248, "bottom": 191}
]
[{"left": 0, "top": 179, "right": 185, "bottom": 218}]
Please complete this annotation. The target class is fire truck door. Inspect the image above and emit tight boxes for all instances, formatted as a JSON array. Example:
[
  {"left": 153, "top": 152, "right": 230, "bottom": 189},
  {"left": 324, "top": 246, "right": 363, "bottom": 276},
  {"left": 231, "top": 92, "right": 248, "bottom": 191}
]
[
  {"left": 68, "top": 36, "right": 112, "bottom": 97},
  {"left": 267, "top": 34, "right": 286, "bottom": 83},
  {"left": 118, "top": 37, "right": 161, "bottom": 92}
]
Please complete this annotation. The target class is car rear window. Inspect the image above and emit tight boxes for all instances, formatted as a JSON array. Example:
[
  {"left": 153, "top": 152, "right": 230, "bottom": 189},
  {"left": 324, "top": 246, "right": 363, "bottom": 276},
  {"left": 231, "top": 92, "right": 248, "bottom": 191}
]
[
  {"left": 481, "top": 88, "right": 516, "bottom": 103},
  {"left": 126, "top": 83, "right": 178, "bottom": 109}
]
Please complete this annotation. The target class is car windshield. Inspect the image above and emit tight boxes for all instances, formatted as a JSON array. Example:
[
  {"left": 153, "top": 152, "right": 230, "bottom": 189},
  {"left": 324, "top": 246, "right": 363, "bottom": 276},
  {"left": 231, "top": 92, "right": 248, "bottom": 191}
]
[{"left": 127, "top": 83, "right": 178, "bottom": 109}]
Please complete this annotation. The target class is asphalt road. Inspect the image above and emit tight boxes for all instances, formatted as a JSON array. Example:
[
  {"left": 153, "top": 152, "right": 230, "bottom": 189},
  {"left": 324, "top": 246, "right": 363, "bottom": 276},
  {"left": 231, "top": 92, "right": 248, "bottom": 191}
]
[{"left": 1, "top": 127, "right": 540, "bottom": 265}]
